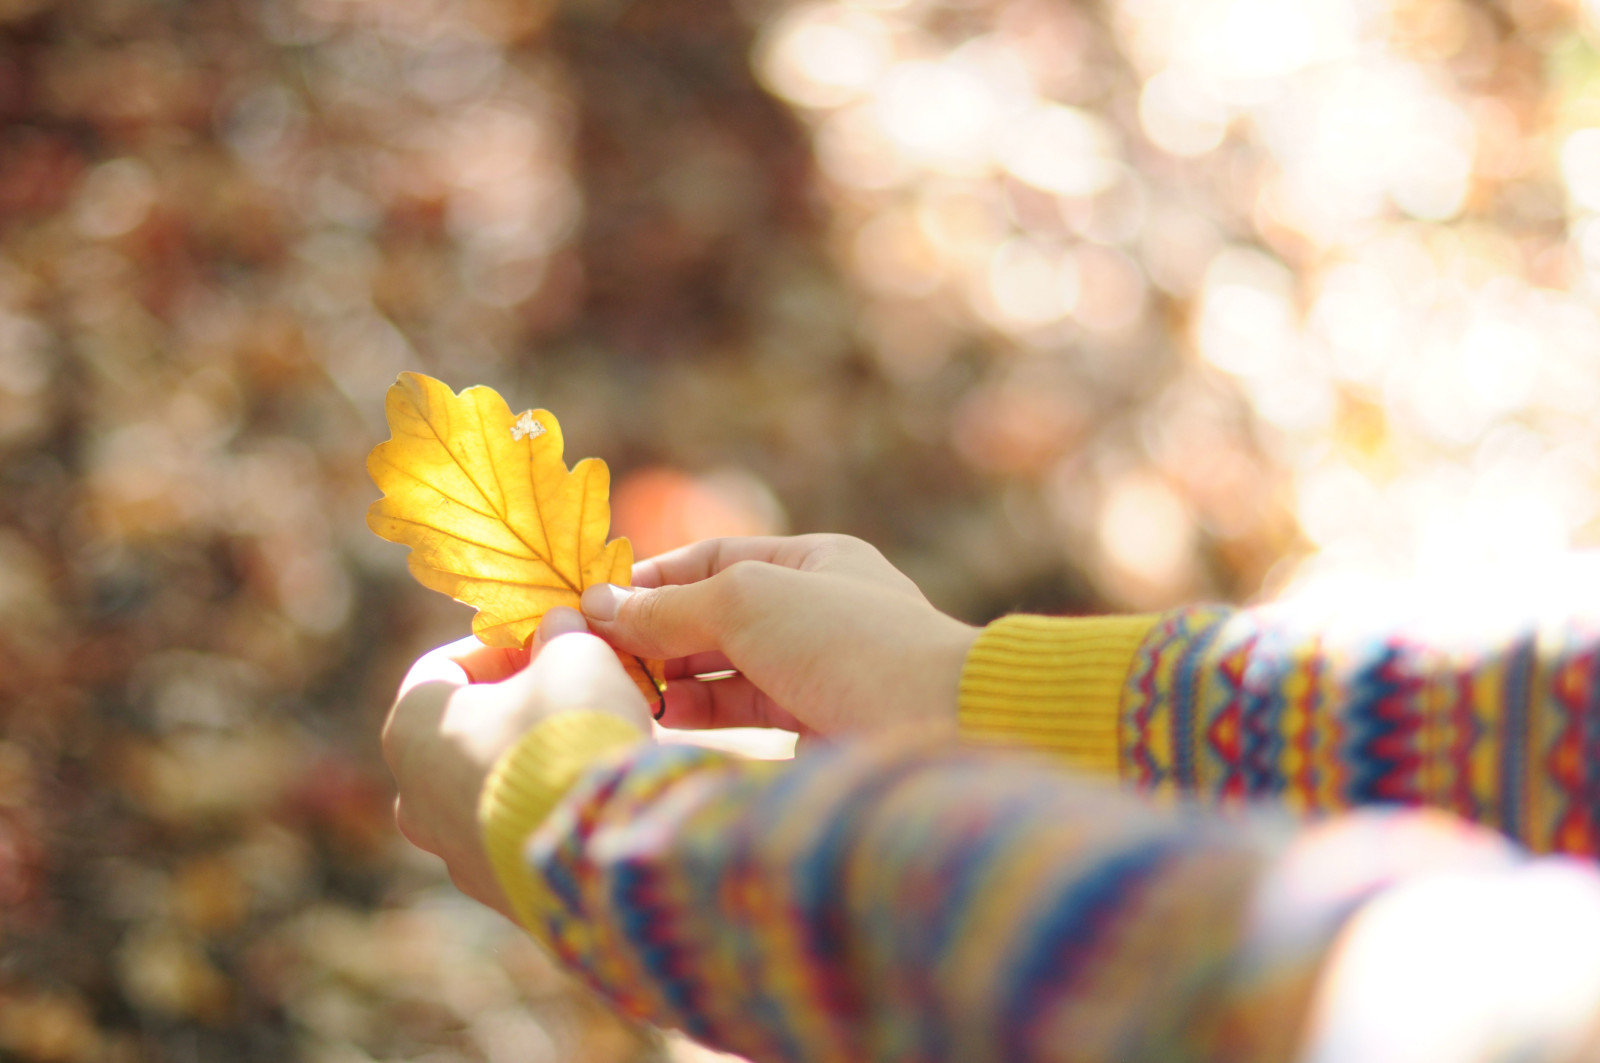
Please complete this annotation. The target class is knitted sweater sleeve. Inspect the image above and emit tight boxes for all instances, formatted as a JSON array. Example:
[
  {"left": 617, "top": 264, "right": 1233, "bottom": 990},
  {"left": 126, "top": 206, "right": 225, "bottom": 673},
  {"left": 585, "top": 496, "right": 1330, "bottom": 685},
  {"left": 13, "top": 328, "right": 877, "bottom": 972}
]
[
  {"left": 957, "top": 605, "right": 1600, "bottom": 855},
  {"left": 480, "top": 712, "right": 1600, "bottom": 1063}
]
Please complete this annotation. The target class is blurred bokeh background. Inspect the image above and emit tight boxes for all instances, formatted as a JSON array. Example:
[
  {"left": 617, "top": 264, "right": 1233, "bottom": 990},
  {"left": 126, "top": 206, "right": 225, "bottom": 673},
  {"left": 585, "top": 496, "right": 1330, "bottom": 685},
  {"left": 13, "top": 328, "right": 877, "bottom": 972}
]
[{"left": 3, "top": 0, "right": 1600, "bottom": 1058}]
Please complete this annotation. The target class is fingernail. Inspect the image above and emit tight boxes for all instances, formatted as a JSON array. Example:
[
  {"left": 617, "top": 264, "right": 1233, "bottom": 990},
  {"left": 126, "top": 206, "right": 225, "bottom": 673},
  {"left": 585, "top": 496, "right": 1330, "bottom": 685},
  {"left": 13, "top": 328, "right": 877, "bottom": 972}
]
[
  {"left": 537, "top": 606, "right": 588, "bottom": 643},
  {"left": 581, "top": 583, "right": 632, "bottom": 622}
]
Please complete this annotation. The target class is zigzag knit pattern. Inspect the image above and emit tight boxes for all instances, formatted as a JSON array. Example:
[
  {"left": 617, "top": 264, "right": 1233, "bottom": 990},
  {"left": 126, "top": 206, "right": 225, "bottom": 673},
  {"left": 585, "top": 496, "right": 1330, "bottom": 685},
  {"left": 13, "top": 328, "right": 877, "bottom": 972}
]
[{"left": 1122, "top": 605, "right": 1600, "bottom": 855}]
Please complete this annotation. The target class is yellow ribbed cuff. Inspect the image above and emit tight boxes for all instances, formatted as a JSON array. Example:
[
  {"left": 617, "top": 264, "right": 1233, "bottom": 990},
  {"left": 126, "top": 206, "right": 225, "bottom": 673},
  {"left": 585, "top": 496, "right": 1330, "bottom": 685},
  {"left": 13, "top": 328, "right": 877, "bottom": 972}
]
[
  {"left": 478, "top": 710, "right": 647, "bottom": 933},
  {"left": 958, "top": 613, "right": 1159, "bottom": 777}
]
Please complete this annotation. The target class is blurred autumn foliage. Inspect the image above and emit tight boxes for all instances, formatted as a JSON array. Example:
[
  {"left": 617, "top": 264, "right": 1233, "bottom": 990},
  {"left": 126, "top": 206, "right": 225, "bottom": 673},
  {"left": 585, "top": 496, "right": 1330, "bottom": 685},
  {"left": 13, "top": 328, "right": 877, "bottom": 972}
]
[{"left": 4, "top": 0, "right": 1600, "bottom": 1059}]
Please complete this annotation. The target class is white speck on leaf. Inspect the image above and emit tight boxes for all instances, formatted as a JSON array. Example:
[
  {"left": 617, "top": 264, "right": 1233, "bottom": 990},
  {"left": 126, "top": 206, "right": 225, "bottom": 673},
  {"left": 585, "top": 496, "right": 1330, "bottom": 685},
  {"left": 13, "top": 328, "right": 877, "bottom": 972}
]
[{"left": 510, "top": 411, "right": 546, "bottom": 441}]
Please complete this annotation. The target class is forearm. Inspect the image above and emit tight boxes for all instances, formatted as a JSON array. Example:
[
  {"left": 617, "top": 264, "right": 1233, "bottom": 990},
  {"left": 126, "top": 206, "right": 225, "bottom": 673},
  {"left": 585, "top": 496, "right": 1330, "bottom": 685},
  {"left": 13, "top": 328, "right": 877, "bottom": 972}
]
[
  {"left": 1128, "top": 605, "right": 1600, "bottom": 854},
  {"left": 958, "top": 605, "right": 1600, "bottom": 855},
  {"left": 481, "top": 721, "right": 1600, "bottom": 1063}
]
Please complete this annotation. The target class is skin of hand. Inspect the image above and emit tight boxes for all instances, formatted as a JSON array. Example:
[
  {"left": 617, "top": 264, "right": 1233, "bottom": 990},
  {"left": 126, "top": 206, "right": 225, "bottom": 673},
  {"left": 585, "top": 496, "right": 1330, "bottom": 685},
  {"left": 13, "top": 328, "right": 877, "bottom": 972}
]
[
  {"left": 578, "top": 534, "right": 981, "bottom": 738},
  {"left": 381, "top": 611, "right": 652, "bottom": 921}
]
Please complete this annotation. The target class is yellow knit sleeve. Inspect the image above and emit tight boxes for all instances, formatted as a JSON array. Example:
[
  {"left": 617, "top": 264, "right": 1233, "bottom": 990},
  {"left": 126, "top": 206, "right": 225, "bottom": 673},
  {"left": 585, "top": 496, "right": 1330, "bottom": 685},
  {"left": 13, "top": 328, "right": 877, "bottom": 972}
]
[
  {"left": 477, "top": 710, "right": 647, "bottom": 933},
  {"left": 957, "top": 613, "right": 1159, "bottom": 777}
]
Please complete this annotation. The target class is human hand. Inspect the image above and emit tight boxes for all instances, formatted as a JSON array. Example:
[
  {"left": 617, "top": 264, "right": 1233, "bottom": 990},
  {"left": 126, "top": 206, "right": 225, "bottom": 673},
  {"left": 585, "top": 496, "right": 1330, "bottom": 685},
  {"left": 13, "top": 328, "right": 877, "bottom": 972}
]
[
  {"left": 578, "top": 534, "right": 979, "bottom": 739},
  {"left": 380, "top": 612, "right": 651, "bottom": 920}
]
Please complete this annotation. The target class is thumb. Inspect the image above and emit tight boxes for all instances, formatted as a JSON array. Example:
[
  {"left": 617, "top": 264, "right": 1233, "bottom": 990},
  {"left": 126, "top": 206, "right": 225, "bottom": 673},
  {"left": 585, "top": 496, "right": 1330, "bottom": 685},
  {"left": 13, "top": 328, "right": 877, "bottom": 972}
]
[{"left": 580, "top": 580, "right": 725, "bottom": 660}]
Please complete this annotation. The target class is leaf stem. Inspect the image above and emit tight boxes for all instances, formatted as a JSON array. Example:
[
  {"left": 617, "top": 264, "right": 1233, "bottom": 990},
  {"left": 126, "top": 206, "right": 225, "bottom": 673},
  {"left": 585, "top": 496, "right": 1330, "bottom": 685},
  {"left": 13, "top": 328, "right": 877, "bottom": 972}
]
[{"left": 636, "top": 654, "right": 666, "bottom": 720}]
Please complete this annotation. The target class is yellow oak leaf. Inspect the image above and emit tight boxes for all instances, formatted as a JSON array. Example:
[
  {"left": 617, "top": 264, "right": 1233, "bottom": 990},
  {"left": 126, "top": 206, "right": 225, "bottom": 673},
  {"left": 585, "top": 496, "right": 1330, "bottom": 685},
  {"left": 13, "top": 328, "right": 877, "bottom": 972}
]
[{"left": 366, "top": 372, "right": 664, "bottom": 708}]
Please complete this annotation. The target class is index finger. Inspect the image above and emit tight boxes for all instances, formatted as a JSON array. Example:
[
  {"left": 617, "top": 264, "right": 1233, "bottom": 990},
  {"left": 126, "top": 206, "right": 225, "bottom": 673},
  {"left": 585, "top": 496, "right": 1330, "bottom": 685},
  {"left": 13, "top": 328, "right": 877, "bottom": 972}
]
[
  {"left": 397, "top": 635, "right": 480, "bottom": 699},
  {"left": 633, "top": 536, "right": 815, "bottom": 588},
  {"left": 386, "top": 635, "right": 530, "bottom": 768}
]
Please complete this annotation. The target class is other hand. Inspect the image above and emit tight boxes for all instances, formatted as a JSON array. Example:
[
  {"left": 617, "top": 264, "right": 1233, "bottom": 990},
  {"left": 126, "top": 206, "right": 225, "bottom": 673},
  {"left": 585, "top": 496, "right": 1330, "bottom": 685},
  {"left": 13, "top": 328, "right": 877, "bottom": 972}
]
[
  {"left": 380, "top": 613, "right": 651, "bottom": 920},
  {"left": 579, "top": 534, "right": 978, "bottom": 739}
]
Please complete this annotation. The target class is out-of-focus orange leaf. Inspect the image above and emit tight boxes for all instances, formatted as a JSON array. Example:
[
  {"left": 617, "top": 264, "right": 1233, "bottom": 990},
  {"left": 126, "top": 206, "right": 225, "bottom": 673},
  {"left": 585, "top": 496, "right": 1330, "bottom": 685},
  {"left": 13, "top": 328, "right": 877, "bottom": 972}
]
[{"left": 366, "top": 373, "right": 663, "bottom": 703}]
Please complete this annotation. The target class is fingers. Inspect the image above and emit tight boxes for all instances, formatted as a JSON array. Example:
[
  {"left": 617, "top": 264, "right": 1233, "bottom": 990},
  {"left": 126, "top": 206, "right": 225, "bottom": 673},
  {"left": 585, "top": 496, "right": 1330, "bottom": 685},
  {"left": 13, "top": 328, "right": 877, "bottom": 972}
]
[
  {"left": 632, "top": 535, "right": 860, "bottom": 588},
  {"left": 514, "top": 630, "right": 652, "bottom": 727},
  {"left": 631, "top": 537, "right": 793, "bottom": 589},
  {"left": 450, "top": 643, "right": 529, "bottom": 684},
  {"left": 381, "top": 674, "right": 458, "bottom": 783},
  {"left": 391, "top": 608, "right": 630, "bottom": 769},
  {"left": 659, "top": 674, "right": 803, "bottom": 732},
  {"left": 537, "top": 606, "right": 590, "bottom": 643},
  {"left": 580, "top": 576, "right": 730, "bottom": 660},
  {"left": 398, "top": 635, "right": 478, "bottom": 698},
  {"left": 390, "top": 635, "right": 481, "bottom": 759},
  {"left": 427, "top": 608, "right": 591, "bottom": 685},
  {"left": 662, "top": 649, "right": 736, "bottom": 680},
  {"left": 393, "top": 795, "right": 432, "bottom": 852}
]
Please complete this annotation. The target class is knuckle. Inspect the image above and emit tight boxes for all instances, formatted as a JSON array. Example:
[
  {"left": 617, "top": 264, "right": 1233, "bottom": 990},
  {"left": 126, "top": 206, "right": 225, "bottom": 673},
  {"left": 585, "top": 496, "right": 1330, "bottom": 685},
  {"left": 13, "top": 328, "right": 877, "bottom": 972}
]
[
  {"left": 530, "top": 630, "right": 630, "bottom": 694},
  {"left": 394, "top": 799, "right": 425, "bottom": 849},
  {"left": 625, "top": 586, "right": 667, "bottom": 632},
  {"left": 831, "top": 533, "right": 876, "bottom": 560},
  {"left": 800, "top": 533, "right": 867, "bottom": 570},
  {"left": 793, "top": 532, "right": 833, "bottom": 553},
  {"left": 717, "top": 559, "right": 766, "bottom": 601},
  {"left": 716, "top": 560, "right": 787, "bottom": 624},
  {"left": 560, "top": 630, "right": 613, "bottom": 666},
  {"left": 379, "top": 713, "right": 403, "bottom": 766}
]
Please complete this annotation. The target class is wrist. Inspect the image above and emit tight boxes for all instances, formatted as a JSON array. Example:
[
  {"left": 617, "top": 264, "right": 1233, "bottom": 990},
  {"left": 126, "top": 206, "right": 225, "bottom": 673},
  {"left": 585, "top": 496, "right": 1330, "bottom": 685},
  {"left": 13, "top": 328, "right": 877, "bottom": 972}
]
[
  {"left": 478, "top": 710, "right": 650, "bottom": 932},
  {"left": 916, "top": 618, "right": 982, "bottom": 731}
]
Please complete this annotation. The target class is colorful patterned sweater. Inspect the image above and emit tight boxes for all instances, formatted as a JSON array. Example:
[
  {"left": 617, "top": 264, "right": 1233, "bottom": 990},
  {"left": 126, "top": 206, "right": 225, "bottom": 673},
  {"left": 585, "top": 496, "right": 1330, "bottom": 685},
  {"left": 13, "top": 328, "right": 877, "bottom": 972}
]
[{"left": 478, "top": 603, "right": 1600, "bottom": 1062}]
